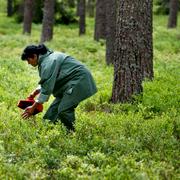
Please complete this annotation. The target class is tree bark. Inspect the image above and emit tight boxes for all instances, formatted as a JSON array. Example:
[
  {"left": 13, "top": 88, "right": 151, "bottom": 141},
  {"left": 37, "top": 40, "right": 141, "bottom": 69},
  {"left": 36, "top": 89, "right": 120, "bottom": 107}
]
[
  {"left": 94, "top": 0, "right": 106, "bottom": 41},
  {"left": 105, "top": 0, "right": 116, "bottom": 65},
  {"left": 23, "top": 0, "right": 34, "bottom": 34},
  {"left": 111, "top": 0, "right": 144, "bottom": 103},
  {"left": 141, "top": 0, "right": 153, "bottom": 80},
  {"left": 40, "top": 0, "right": 55, "bottom": 43},
  {"left": 7, "top": 0, "right": 13, "bottom": 17},
  {"left": 168, "top": 0, "right": 179, "bottom": 28},
  {"left": 79, "top": 0, "right": 86, "bottom": 35}
]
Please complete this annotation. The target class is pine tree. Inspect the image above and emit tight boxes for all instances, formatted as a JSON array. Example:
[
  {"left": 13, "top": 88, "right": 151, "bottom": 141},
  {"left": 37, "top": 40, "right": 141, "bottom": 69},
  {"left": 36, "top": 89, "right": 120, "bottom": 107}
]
[{"left": 40, "top": 0, "right": 55, "bottom": 43}]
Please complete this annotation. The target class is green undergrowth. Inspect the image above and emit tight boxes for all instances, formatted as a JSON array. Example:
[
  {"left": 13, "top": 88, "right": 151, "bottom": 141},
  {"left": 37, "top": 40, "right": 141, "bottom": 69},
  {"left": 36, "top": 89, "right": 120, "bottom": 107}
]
[{"left": 0, "top": 10, "right": 179, "bottom": 179}]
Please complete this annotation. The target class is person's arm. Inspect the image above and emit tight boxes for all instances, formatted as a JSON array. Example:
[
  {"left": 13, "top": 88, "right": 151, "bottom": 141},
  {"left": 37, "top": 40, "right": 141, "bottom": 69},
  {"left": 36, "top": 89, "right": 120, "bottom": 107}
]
[
  {"left": 37, "top": 59, "right": 60, "bottom": 104},
  {"left": 28, "top": 85, "right": 41, "bottom": 99}
]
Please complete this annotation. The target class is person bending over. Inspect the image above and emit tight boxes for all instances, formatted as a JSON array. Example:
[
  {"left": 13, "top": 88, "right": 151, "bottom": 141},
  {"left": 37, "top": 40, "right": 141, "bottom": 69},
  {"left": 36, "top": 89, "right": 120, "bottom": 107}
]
[{"left": 21, "top": 44, "right": 97, "bottom": 131}]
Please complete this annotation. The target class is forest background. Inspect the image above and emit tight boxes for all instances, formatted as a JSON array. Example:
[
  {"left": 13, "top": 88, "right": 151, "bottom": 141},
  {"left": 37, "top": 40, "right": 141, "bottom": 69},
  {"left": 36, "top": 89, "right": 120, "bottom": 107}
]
[{"left": 0, "top": 0, "right": 179, "bottom": 179}]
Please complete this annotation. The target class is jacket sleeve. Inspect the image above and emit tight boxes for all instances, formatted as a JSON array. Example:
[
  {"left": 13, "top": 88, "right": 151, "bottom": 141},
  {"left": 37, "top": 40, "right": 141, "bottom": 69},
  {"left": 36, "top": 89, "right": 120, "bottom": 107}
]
[{"left": 37, "top": 60, "right": 59, "bottom": 103}]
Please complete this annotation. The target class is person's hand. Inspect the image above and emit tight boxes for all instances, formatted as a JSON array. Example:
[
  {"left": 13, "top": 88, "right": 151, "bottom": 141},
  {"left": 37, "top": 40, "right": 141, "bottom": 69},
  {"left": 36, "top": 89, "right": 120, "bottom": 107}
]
[{"left": 21, "top": 106, "right": 34, "bottom": 119}]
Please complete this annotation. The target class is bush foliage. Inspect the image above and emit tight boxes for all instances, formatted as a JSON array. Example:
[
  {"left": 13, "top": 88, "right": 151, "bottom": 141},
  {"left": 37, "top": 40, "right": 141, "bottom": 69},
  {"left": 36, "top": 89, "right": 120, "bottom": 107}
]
[
  {"left": 154, "top": 0, "right": 170, "bottom": 15},
  {"left": 13, "top": 0, "right": 77, "bottom": 24}
]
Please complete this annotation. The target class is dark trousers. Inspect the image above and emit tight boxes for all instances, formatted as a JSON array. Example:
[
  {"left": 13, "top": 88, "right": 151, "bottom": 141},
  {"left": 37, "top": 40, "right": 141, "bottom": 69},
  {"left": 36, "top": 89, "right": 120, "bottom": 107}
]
[
  {"left": 43, "top": 98, "right": 78, "bottom": 131},
  {"left": 58, "top": 105, "right": 77, "bottom": 131}
]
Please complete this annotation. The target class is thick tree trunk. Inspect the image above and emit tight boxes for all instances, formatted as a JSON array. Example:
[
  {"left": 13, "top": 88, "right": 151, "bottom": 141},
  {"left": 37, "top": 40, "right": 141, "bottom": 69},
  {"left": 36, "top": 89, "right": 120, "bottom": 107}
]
[
  {"left": 111, "top": 1, "right": 144, "bottom": 103},
  {"left": 94, "top": 0, "right": 106, "bottom": 41},
  {"left": 141, "top": 0, "right": 153, "bottom": 80},
  {"left": 23, "top": 0, "right": 34, "bottom": 34},
  {"left": 40, "top": 0, "right": 55, "bottom": 43},
  {"left": 105, "top": 0, "right": 116, "bottom": 65},
  {"left": 7, "top": 0, "right": 13, "bottom": 17},
  {"left": 79, "top": 0, "right": 86, "bottom": 35},
  {"left": 168, "top": 0, "right": 179, "bottom": 28}
]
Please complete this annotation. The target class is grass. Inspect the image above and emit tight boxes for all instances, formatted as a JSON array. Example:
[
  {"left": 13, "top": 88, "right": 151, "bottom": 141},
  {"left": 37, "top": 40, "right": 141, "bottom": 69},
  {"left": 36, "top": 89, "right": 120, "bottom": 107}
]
[{"left": 0, "top": 9, "right": 179, "bottom": 179}]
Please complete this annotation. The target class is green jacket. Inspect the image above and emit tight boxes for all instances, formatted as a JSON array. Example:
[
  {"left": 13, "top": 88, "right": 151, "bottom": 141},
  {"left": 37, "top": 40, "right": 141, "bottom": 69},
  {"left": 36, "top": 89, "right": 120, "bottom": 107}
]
[{"left": 37, "top": 51, "right": 97, "bottom": 111}]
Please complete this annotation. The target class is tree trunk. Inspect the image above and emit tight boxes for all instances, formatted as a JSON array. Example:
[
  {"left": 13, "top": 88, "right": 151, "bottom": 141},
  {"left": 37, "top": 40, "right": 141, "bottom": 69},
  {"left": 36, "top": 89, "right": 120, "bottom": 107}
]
[
  {"left": 76, "top": 0, "right": 80, "bottom": 16},
  {"left": 23, "top": 0, "right": 34, "bottom": 34},
  {"left": 105, "top": 0, "right": 116, "bottom": 65},
  {"left": 141, "top": 0, "right": 153, "bottom": 80},
  {"left": 94, "top": 0, "right": 106, "bottom": 41},
  {"left": 168, "top": 0, "right": 179, "bottom": 28},
  {"left": 79, "top": 0, "right": 86, "bottom": 35},
  {"left": 7, "top": 0, "right": 13, "bottom": 17},
  {"left": 111, "top": 0, "right": 145, "bottom": 103},
  {"left": 40, "top": 0, "right": 55, "bottom": 43},
  {"left": 87, "top": 0, "right": 95, "bottom": 17}
]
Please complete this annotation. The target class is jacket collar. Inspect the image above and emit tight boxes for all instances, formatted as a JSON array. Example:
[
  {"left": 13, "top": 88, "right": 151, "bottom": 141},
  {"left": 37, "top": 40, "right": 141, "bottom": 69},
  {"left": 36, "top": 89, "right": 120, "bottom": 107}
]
[{"left": 38, "top": 50, "right": 53, "bottom": 65}]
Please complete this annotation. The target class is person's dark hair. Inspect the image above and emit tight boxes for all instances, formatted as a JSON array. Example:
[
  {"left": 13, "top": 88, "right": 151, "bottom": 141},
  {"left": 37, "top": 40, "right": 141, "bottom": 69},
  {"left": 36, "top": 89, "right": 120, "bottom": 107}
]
[{"left": 21, "top": 44, "right": 49, "bottom": 60}]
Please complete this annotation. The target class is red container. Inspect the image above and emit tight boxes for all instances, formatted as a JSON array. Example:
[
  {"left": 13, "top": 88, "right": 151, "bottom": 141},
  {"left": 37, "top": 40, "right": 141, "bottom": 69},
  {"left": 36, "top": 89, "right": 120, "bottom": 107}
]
[{"left": 17, "top": 97, "right": 43, "bottom": 115}]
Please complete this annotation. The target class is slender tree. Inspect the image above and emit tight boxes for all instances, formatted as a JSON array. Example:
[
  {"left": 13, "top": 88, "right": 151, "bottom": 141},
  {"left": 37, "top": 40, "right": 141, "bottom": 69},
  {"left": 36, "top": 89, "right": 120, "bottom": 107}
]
[
  {"left": 111, "top": 0, "right": 147, "bottom": 103},
  {"left": 23, "top": 0, "right": 34, "bottom": 34},
  {"left": 168, "top": 0, "right": 179, "bottom": 28},
  {"left": 105, "top": 0, "right": 116, "bottom": 65},
  {"left": 79, "top": 0, "right": 86, "bottom": 35},
  {"left": 40, "top": 0, "right": 55, "bottom": 43},
  {"left": 94, "top": 0, "right": 106, "bottom": 41},
  {"left": 7, "top": 0, "right": 13, "bottom": 17}
]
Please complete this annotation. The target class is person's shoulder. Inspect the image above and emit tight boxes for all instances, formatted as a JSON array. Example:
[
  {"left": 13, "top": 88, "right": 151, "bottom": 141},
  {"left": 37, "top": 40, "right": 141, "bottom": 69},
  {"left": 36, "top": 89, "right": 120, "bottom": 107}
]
[
  {"left": 53, "top": 51, "right": 67, "bottom": 56},
  {"left": 52, "top": 51, "right": 69, "bottom": 59}
]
